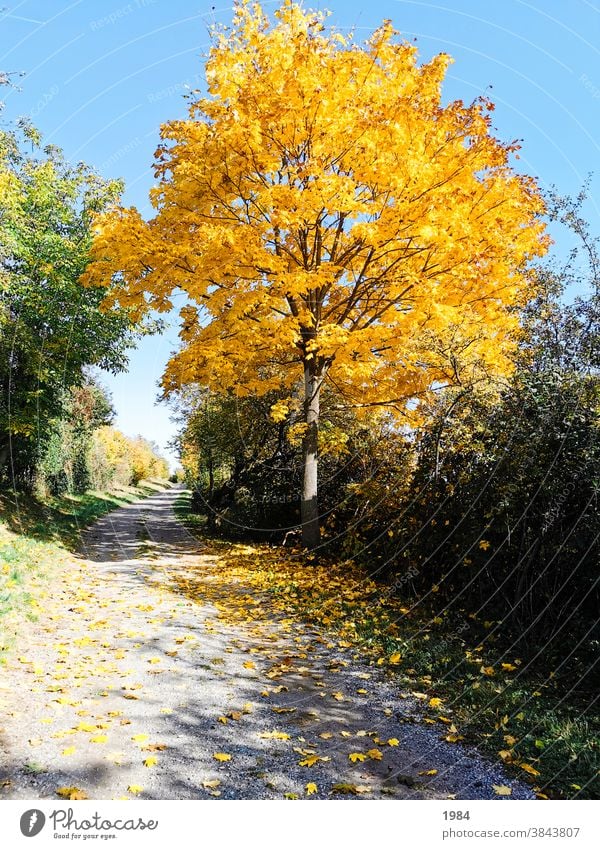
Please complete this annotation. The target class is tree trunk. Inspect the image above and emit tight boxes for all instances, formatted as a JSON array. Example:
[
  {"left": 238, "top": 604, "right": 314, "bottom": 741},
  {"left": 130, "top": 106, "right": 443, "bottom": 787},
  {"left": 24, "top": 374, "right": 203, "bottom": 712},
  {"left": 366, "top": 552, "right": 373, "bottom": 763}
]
[{"left": 301, "top": 359, "right": 321, "bottom": 549}]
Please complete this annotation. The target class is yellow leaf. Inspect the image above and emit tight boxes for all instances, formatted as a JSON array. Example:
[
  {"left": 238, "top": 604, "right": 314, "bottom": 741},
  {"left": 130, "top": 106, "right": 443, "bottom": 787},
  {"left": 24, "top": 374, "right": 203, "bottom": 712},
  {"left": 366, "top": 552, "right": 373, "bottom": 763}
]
[
  {"left": 260, "top": 730, "right": 290, "bottom": 740},
  {"left": 56, "top": 786, "right": 87, "bottom": 800},
  {"left": 61, "top": 746, "right": 76, "bottom": 756},
  {"left": 519, "top": 763, "right": 540, "bottom": 776},
  {"left": 389, "top": 652, "right": 402, "bottom": 665},
  {"left": 330, "top": 783, "right": 359, "bottom": 795},
  {"left": 429, "top": 697, "right": 443, "bottom": 708},
  {"left": 387, "top": 738, "right": 399, "bottom": 747},
  {"left": 493, "top": 784, "right": 512, "bottom": 796},
  {"left": 159, "top": 708, "right": 173, "bottom": 715},
  {"left": 366, "top": 748, "right": 383, "bottom": 760},
  {"left": 128, "top": 785, "right": 143, "bottom": 794},
  {"left": 480, "top": 666, "right": 495, "bottom": 677},
  {"left": 131, "top": 734, "right": 149, "bottom": 743},
  {"left": 203, "top": 779, "right": 221, "bottom": 789},
  {"left": 90, "top": 735, "right": 108, "bottom": 744},
  {"left": 331, "top": 692, "right": 344, "bottom": 701},
  {"left": 349, "top": 752, "right": 367, "bottom": 763},
  {"left": 418, "top": 769, "right": 438, "bottom": 776},
  {"left": 243, "top": 661, "right": 255, "bottom": 669},
  {"left": 299, "top": 755, "right": 321, "bottom": 767},
  {"left": 213, "top": 752, "right": 232, "bottom": 762},
  {"left": 143, "top": 756, "right": 158, "bottom": 768},
  {"left": 305, "top": 782, "right": 318, "bottom": 795}
]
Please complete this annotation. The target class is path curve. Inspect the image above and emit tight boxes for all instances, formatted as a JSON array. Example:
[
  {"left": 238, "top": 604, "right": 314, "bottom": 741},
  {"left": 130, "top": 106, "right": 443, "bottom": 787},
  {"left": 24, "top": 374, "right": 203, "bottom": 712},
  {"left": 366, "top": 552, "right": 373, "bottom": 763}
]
[{"left": 0, "top": 488, "right": 534, "bottom": 800}]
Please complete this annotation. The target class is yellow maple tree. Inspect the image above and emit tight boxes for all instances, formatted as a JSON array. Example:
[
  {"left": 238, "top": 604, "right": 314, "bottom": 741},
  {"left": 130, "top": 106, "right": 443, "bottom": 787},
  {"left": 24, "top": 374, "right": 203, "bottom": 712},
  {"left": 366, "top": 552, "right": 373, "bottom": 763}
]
[{"left": 83, "top": 0, "right": 548, "bottom": 547}]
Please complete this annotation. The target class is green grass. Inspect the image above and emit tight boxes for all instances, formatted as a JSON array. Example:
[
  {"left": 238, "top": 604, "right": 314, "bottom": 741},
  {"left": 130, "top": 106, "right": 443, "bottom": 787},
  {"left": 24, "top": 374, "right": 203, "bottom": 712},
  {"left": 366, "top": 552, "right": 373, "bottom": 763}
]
[
  {"left": 174, "top": 491, "right": 599, "bottom": 800},
  {"left": 0, "top": 479, "right": 171, "bottom": 660}
]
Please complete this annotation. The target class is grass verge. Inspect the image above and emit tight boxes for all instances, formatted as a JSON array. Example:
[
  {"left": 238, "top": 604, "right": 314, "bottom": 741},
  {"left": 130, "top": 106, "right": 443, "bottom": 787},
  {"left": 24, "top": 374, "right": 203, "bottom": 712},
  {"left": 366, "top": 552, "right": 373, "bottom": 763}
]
[
  {"left": 174, "top": 490, "right": 599, "bottom": 800},
  {"left": 0, "top": 480, "right": 171, "bottom": 660}
]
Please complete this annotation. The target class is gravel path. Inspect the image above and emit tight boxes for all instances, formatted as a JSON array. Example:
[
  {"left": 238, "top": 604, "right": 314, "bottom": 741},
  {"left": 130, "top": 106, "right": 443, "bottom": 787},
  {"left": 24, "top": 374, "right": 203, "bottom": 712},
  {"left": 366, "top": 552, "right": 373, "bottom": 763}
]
[{"left": 0, "top": 488, "right": 535, "bottom": 800}]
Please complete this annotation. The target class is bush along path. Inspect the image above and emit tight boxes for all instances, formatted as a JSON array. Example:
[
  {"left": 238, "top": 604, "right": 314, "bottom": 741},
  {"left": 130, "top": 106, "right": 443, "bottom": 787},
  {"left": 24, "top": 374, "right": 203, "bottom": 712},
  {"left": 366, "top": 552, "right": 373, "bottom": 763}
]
[{"left": 0, "top": 488, "right": 535, "bottom": 800}]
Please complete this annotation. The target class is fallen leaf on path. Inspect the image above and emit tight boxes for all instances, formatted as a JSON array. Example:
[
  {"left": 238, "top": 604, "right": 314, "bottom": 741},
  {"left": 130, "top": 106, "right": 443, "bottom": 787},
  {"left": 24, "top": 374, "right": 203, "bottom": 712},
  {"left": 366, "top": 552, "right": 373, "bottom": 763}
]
[
  {"left": 143, "top": 756, "right": 158, "bottom": 768},
  {"left": 131, "top": 734, "right": 149, "bottom": 743},
  {"left": 260, "top": 731, "right": 290, "bottom": 740},
  {"left": 213, "top": 753, "right": 231, "bottom": 762},
  {"left": 305, "top": 782, "right": 317, "bottom": 795},
  {"left": 128, "top": 785, "right": 143, "bottom": 794},
  {"left": 493, "top": 785, "right": 512, "bottom": 796},
  {"left": 61, "top": 747, "right": 76, "bottom": 756},
  {"left": 90, "top": 735, "right": 108, "bottom": 744},
  {"left": 349, "top": 752, "right": 367, "bottom": 763},
  {"left": 57, "top": 787, "right": 87, "bottom": 800}
]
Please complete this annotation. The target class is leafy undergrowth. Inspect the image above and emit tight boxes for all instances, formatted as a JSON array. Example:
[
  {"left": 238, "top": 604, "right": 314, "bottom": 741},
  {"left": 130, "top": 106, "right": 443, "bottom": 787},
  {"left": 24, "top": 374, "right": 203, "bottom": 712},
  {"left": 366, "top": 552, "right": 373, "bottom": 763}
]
[
  {"left": 174, "top": 492, "right": 599, "bottom": 800},
  {"left": 0, "top": 480, "right": 171, "bottom": 659}
]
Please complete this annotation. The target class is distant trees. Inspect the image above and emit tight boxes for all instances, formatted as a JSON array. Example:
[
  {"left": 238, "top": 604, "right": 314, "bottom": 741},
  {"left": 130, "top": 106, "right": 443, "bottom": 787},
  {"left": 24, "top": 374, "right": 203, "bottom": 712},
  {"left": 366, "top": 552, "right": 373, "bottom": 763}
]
[{"left": 37, "top": 379, "right": 169, "bottom": 495}]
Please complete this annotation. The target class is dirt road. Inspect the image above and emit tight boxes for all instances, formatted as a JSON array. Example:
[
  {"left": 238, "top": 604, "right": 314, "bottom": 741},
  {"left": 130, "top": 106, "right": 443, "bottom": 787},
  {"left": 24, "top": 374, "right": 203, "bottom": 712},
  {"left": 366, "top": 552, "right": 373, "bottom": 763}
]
[{"left": 0, "top": 488, "right": 534, "bottom": 800}]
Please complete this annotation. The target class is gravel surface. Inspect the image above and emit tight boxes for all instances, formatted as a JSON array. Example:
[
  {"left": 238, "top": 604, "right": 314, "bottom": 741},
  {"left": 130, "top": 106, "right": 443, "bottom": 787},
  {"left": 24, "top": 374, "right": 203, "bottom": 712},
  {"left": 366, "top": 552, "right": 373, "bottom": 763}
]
[{"left": 0, "top": 488, "right": 535, "bottom": 800}]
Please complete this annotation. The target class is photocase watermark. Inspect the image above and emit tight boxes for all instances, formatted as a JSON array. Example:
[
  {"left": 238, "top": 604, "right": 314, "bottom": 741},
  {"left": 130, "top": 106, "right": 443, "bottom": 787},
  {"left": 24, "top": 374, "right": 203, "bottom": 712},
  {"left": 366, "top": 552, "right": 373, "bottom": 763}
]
[
  {"left": 579, "top": 73, "right": 600, "bottom": 99},
  {"left": 29, "top": 84, "right": 59, "bottom": 119},
  {"left": 89, "top": 0, "right": 157, "bottom": 32},
  {"left": 19, "top": 807, "right": 159, "bottom": 839},
  {"left": 19, "top": 809, "right": 45, "bottom": 837},
  {"left": 147, "top": 73, "right": 203, "bottom": 104},
  {"left": 100, "top": 136, "right": 143, "bottom": 171}
]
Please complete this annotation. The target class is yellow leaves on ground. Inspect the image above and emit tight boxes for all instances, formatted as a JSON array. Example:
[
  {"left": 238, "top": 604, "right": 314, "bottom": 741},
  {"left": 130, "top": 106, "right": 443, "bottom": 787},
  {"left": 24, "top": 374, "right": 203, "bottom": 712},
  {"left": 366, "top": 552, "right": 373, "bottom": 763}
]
[
  {"left": 243, "top": 661, "right": 256, "bottom": 669},
  {"left": 61, "top": 746, "right": 76, "bottom": 756},
  {"left": 57, "top": 787, "right": 88, "bottom": 800},
  {"left": 213, "top": 753, "right": 232, "bottom": 762},
  {"left": 349, "top": 752, "right": 367, "bottom": 763},
  {"left": 131, "top": 734, "right": 149, "bottom": 743},
  {"left": 305, "top": 782, "right": 317, "bottom": 796},
  {"left": 128, "top": 785, "right": 143, "bottom": 794},
  {"left": 366, "top": 749, "right": 383, "bottom": 761},
  {"left": 260, "top": 730, "right": 290, "bottom": 740},
  {"left": 418, "top": 769, "right": 438, "bottom": 776},
  {"left": 388, "top": 653, "right": 402, "bottom": 665},
  {"left": 90, "top": 735, "right": 108, "bottom": 744},
  {"left": 493, "top": 785, "right": 512, "bottom": 796},
  {"left": 387, "top": 738, "right": 399, "bottom": 747},
  {"left": 331, "top": 692, "right": 344, "bottom": 702},
  {"left": 429, "top": 697, "right": 443, "bottom": 709},
  {"left": 143, "top": 756, "right": 158, "bottom": 768}
]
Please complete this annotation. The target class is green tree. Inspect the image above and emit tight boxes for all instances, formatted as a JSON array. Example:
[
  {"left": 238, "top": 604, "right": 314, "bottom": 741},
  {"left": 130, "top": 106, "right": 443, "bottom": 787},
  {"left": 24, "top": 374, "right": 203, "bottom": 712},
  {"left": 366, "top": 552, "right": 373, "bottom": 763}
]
[{"left": 0, "top": 121, "right": 138, "bottom": 487}]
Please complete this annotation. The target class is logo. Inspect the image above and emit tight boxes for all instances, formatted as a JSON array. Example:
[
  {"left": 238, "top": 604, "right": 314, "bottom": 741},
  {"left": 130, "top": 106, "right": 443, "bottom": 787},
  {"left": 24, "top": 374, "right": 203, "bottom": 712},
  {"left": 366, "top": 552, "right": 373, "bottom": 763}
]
[{"left": 20, "top": 810, "right": 46, "bottom": 837}]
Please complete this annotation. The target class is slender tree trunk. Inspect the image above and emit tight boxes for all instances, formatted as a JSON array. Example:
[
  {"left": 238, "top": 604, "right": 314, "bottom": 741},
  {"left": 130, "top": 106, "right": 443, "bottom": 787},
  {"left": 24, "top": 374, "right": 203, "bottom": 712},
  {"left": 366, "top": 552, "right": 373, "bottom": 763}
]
[{"left": 301, "top": 359, "right": 321, "bottom": 549}]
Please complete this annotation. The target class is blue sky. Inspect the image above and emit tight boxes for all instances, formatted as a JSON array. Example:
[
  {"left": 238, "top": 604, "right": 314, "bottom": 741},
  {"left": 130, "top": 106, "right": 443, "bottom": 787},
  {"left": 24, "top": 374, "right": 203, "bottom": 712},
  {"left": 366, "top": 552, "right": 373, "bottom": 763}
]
[{"left": 2, "top": 0, "right": 599, "bottom": 467}]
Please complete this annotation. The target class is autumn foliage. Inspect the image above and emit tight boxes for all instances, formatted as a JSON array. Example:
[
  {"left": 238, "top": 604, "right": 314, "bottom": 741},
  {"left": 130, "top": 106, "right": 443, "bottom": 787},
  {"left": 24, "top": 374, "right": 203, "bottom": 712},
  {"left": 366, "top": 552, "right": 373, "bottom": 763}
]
[{"left": 84, "top": 0, "right": 548, "bottom": 545}]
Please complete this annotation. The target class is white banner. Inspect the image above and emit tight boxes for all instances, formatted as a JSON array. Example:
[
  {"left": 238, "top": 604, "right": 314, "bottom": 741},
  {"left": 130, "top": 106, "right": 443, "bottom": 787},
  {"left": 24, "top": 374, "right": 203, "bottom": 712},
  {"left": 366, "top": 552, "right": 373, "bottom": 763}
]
[{"left": 0, "top": 800, "right": 598, "bottom": 849}]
